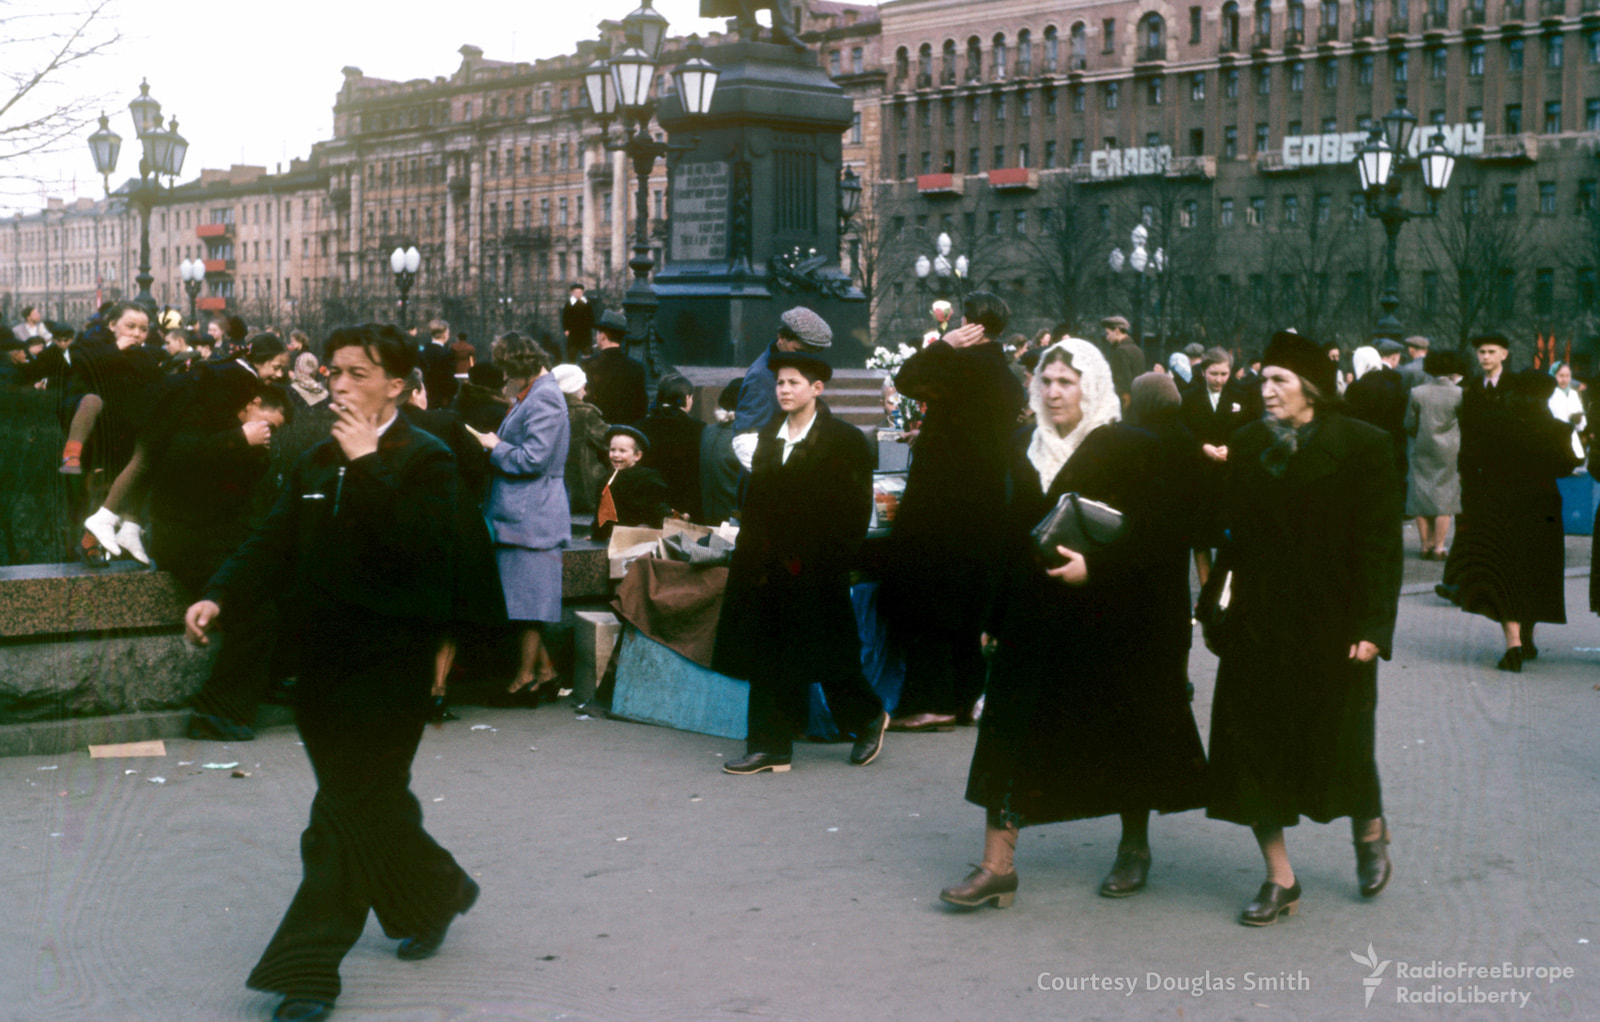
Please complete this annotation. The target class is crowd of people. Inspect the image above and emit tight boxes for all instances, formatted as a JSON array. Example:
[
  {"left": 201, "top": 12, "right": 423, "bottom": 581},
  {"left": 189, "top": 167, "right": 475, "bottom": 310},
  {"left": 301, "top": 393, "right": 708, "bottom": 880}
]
[{"left": 6, "top": 291, "right": 1596, "bottom": 1022}]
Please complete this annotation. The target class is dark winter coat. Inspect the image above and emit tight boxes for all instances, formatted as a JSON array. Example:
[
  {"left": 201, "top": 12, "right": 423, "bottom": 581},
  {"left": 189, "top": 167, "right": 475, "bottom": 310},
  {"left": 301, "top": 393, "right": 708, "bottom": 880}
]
[
  {"left": 451, "top": 381, "right": 511, "bottom": 435},
  {"left": 1345, "top": 366, "right": 1410, "bottom": 487},
  {"left": 1180, "top": 383, "right": 1258, "bottom": 548},
  {"left": 1204, "top": 412, "right": 1403, "bottom": 829},
  {"left": 148, "top": 413, "right": 274, "bottom": 590},
  {"left": 964, "top": 424, "right": 1207, "bottom": 827},
  {"left": 699, "top": 421, "right": 741, "bottom": 525},
  {"left": 713, "top": 401, "right": 874, "bottom": 685},
  {"left": 591, "top": 465, "right": 673, "bottom": 541},
  {"left": 417, "top": 341, "right": 459, "bottom": 408},
  {"left": 878, "top": 340, "right": 1027, "bottom": 633},
  {"left": 561, "top": 298, "right": 596, "bottom": 357},
  {"left": 564, "top": 393, "right": 610, "bottom": 515},
  {"left": 636, "top": 403, "right": 705, "bottom": 522},
  {"left": 582, "top": 346, "right": 647, "bottom": 425}
]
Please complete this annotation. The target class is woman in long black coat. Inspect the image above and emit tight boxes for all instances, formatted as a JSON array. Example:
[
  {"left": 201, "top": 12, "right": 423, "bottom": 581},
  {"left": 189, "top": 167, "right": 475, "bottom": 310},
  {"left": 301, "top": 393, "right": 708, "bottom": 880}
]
[
  {"left": 878, "top": 293, "right": 1027, "bottom": 730},
  {"left": 1202, "top": 331, "right": 1403, "bottom": 927},
  {"left": 939, "top": 339, "right": 1207, "bottom": 911},
  {"left": 1446, "top": 369, "right": 1578, "bottom": 671}
]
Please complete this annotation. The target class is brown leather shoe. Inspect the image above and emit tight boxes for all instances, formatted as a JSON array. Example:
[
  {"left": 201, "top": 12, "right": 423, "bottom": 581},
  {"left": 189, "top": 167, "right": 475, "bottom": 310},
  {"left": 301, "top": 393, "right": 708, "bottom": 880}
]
[
  {"left": 1098, "top": 849, "right": 1151, "bottom": 898},
  {"left": 939, "top": 865, "right": 1018, "bottom": 909},
  {"left": 1239, "top": 880, "right": 1301, "bottom": 926},
  {"left": 888, "top": 712, "right": 957, "bottom": 733}
]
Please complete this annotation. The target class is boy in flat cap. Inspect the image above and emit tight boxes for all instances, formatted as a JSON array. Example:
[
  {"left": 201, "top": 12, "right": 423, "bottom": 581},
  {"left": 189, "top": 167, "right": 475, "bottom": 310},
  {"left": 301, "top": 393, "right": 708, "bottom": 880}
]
[{"left": 714, "top": 348, "right": 889, "bottom": 774}]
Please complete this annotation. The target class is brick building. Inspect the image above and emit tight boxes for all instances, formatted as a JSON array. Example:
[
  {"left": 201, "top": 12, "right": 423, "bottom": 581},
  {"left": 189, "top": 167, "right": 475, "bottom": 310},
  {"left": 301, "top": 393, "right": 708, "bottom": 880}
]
[
  {"left": 872, "top": 0, "right": 1600, "bottom": 361},
  {"left": 2, "top": 197, "right": 131, "bottom": 325}
]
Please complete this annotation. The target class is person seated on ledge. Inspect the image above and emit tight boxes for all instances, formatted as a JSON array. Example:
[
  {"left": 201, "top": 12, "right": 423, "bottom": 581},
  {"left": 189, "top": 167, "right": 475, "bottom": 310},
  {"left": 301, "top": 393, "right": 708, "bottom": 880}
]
[{"left": 592, "top": 425, "right": 673, "bottom": 541}]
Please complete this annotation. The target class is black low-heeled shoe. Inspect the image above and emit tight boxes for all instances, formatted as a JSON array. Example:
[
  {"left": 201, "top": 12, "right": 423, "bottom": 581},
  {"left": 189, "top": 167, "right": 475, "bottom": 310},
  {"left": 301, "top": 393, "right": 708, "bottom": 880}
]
[
  {"left": 1522, "top": 642, "right": 1538, "bottom": 661},
  {"left": 1355, "top": 825, "right": 1392, "bottom": 898},
  {"left": 1497, "top": 647, "right": 1523, "bottom": 673},
  {"left": 1239, "top": 880, "right": 1301, "bottom": 926},
  {"left": 1098, "top": 849, "right": 1151, "bottom": 898}
]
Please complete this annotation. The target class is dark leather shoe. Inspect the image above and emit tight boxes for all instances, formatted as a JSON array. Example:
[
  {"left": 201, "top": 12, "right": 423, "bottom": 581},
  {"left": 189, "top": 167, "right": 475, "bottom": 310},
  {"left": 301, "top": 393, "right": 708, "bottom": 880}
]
[
  {"left": 723, "top": 752, "right": 791, "bottom": 775},
  {"left": 1434, "top": 582, "right": 1461, "bottom": 604},
  {"left": 1239, "top": 880, "right": 1301, "bottom": 926},
  {"left": 1523, "top": 642, "right": 1539, "bottom": 661},
  {"left": 397, "top": 875, "right": 480, "bottom": 961},
  {"left": 273, "top": 999, "right": 333, "bottom": 1022},
  {"left": 1098, "top": 849, "right": 1151, "bottom": 898},
  {"left": 849, "top": 712, "right": 889, "bottom": 766},
  {"left": 187, "top": 712, "right": 255, "bottom": 742},
  {"left": 887, "top": 712, "right": 957, "bottom": 732},
  {"left": 939, "top": 865, "right": 1018, "bottom": 909},
  {"left": 1497, "top": 647, "right": 1523, "bottom": 673},
  {"left": 1356, "top": 827, "right": 1392, "bottom": 898}
]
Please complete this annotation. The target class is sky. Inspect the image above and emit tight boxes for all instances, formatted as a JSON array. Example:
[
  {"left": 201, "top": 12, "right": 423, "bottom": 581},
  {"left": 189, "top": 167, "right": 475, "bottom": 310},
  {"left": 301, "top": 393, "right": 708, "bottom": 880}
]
[{"left": 3, "top": 0, "right": 765, "bottom": 215}]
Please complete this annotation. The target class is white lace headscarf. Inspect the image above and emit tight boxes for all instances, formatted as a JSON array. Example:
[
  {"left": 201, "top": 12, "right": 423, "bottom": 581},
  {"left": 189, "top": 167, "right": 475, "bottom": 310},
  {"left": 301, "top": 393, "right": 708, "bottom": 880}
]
[
  {"left": 1027, "top": 337, "right": 1121, "bottom": 491},
  {"left": 1352, "top": 345, "right": 1383, "bottom": 380}
]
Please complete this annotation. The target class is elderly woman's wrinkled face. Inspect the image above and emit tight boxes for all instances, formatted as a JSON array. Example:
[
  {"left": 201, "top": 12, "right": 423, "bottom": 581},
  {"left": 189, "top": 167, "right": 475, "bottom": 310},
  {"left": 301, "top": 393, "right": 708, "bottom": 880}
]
[
  {"left": 609, "top": 435, "right": 642, "bottom": 472},
  {"left": 1556, "top": 364, "right": 1572, "bottom": 390},
  {"left": 1039, "top": 360, "right": 1083, "bottom": 431},
  {"left": 1261, "top": 366, "right": 1314, "bottom": 425},
  {"left": 1205, "top": 361, "right": 1231, "bottom": 393}
]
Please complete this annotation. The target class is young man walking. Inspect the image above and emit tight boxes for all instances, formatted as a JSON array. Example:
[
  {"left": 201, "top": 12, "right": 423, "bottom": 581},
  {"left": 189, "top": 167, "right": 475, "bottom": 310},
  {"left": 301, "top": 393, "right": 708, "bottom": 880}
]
[{"left": 713, "top": 350, "right": 888, "bottom": 774}]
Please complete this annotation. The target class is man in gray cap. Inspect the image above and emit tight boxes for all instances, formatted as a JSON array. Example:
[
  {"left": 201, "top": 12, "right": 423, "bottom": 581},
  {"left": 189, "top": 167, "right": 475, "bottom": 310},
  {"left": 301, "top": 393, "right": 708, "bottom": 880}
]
[
  {"left": 1397, "top": 335, "right": 1431, "bottom": 389},
  {"left": 1102, "top": 314, "right": 1145, "bottom": 409},
  {"left": 730, "top": 305, "right": 832, "bottom": 472}
]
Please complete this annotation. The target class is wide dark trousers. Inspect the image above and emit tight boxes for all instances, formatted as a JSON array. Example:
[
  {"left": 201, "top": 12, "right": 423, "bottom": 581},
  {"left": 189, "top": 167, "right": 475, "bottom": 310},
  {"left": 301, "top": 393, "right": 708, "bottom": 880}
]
[
  {"left": 246, "top": 623, "right": 465, "bottom": 1002},
  {"left": 746, "top": 666, "right": 882, "bottom": 757}
]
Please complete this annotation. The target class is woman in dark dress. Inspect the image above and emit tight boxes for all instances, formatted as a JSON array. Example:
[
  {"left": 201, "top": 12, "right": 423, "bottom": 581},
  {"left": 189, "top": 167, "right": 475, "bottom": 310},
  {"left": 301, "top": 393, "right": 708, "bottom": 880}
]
[
  {"left": 1447, "top": 369, "right": 1579, "bottom": 671},
  {"left": 939, "top": 339, "right": 1207, "bottom": 911},
  {"left": 1201, "top": 331, "right": 1403, "bottom": 927}
]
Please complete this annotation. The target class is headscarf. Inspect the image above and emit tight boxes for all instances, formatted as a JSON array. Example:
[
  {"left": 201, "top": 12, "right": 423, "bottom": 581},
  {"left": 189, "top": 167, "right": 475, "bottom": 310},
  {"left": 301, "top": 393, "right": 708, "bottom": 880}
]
[
  {"left": 1166, "top": 351, "right": 1193, "bottom": 383},
  {"left": 290, "top": 352, "right": 327, "bottom": 406},
  {"left": 1352, "top": 345, "right": 1383, "bottom": 380},
  {"left": 1549, "top": 360, "right": 1573, "bottom": 390},
  {"left": 1026, "top": 337, "right": 1120, "bottom": 491},
  {"left": 1128, "top": 370, "right": 1181, "bottom": 430}
]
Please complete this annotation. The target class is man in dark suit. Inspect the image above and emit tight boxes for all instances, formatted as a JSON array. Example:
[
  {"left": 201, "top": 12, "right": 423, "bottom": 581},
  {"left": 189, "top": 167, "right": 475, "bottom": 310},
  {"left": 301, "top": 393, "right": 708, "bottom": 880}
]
[
  {"left": 185, "top": 324, "right": 477, "bottom": 1022},
  {"left": 560, "top": 282, "right": 596, "bottom": 362},
  {"left": 713, "top": 350, "right": 889, "bottom": 774},
  {"left": 417, "top": 319, "right": 459, "bottom": 408},
  {"left": 582, "top": 310, "right": 647, "bottom": 424}
]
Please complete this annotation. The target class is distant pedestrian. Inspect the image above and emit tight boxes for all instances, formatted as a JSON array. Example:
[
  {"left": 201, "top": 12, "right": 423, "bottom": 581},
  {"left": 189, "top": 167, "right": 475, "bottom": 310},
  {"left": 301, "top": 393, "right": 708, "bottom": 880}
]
[
  {"left": 561, "top": 282, "right": 596, "bottom": 362},
  {"left": 553, "top": 363, "right": 608, "bottom": 515},
  {"left": 1404, "top": 350, "right": 1463, "bottom": 560},
  {"left": 581, "top": 310, "right": 646, "bottom": 425},
  {"left": 1102, "top": 314, "right": 1144, "bottom": 409},
  {"left": 635, "top": 372, "right": 705, "bottom": 523},
  {"left": 1547, "top": 361, "right": 1587, "bottom": 461}
]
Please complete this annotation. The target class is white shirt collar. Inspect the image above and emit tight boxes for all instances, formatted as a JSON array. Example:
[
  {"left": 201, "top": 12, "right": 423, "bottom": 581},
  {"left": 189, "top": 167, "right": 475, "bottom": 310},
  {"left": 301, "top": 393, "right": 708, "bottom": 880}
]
[
  {"left": 780, "top": 408, "right": 817, "bottom": 463},
  {"left": 1208, "top": 388, "right": 1222, "bottom": 410},
  {"left": 375, "top": 411, "right": 399, "bottom": 437}
]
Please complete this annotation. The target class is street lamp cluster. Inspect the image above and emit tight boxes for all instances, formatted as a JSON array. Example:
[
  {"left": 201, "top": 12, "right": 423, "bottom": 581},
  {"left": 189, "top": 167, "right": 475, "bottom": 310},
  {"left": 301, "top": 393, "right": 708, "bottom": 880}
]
[
  {"left": 1109, "top": 224, "right": 1166, "bottom": 360},
  {"left": 389, "top": 245, "right": 421, "bottom": 327},
  {"left": 1355, "top": 96, "right": 1458, "bottom": 339},
  {"left": 87, "top": 79, "right": 190, "bottom": 315},
  {"left": 583, "top": 0, "right": 719, "bottom": 367}
]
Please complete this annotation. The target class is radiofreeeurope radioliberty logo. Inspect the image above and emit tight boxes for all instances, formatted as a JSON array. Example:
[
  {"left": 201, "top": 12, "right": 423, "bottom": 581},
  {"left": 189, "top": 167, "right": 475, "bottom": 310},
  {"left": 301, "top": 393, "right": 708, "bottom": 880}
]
[
  {"left": 1350, "top": 944, "right": 1391, "bottom": 1009},
  {"left": 1350, "top": 944, "right": 1575, "bottom": 1009}
]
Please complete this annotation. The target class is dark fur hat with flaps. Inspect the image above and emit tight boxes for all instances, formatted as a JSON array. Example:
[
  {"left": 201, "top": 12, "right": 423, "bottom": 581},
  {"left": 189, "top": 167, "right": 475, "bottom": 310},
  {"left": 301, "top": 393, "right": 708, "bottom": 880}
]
[{"left": 1261, "top": 330, "right": 1337, "bottom": 400}]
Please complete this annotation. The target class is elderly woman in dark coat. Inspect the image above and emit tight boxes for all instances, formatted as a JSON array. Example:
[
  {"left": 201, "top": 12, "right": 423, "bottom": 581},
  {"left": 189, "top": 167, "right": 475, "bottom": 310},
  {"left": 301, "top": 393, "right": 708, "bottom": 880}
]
[
  {"left": 473, "top": 333, "right": 571, "bottom": 700},
  {"left": 1445, "top": 369, "right": 1579, "bottom": 671},
  {"left": 1201, "top": 331, "right": 1403, "bottom": 927},
  {"left": 939, "top": 339, "right": 1207, "bottom": 911},
  {"left": 879, "top": 292, "right": 1027, "bottom": 731}
]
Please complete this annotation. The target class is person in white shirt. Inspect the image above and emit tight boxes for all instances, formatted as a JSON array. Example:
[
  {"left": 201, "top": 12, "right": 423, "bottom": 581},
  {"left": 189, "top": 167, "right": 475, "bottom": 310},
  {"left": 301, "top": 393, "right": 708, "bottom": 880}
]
[{"left": 1548, "top": 361, "right": 1587, "bottom": 461}]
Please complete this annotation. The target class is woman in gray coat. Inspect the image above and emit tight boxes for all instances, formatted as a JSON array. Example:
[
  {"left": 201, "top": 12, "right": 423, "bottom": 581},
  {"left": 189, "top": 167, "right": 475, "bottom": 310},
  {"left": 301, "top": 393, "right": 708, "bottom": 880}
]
[
  {"left": 1404, "top": 350, "right": 1463, "bottom": 560},
  {"left": 474, "top": 333, "right": 571, "bottom": 699}
]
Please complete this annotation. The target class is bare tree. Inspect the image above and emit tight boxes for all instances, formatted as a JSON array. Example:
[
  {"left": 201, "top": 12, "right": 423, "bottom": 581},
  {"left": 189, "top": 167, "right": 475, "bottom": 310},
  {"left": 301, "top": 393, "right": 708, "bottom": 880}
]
[
  {"left": 1418, "top": 173, "right": 1532, "bottom": 349},
  {"left": 0, "top": 0, "right": 120, "bottom": 203},
  {"left": 1020, "top": 175, "right": 1112, "bottom": 336}
]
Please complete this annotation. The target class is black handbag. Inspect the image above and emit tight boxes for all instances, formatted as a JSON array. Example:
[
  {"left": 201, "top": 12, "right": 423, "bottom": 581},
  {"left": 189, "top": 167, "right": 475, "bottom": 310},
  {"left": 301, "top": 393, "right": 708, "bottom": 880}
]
[{"left": 1030, "top": 493, "right": 1126, "bottom": 566}]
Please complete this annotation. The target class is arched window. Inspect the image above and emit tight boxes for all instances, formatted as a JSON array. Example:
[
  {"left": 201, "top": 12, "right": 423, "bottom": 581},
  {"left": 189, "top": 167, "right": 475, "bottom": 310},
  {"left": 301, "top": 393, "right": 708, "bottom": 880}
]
[
  {"left": 1222, "top": 2, "right": 1241, "bottom": 49},
  {"left": 918, "top": 42, "right": 933, "bottom": 82},
  {"left": 966, "top": 36, "right": 982, "bottom": 82},
  {"left": 1043, "top": 26, "right": 1059, "bottom": 72},
  {"left": 1069, "top": 22, "right": 1088, "bottom": 67},
  {"left": 895, "top": 46, "right": 909, "bottom": 81},
  {"left": 1256, "top": 0, "right": 1273, "bottom": 41},
  {"left": 993, "top": 33, "right": 1009, "bottom": 79},
  {"left": 1141, "top": 13, "right": 1165, "bottom": 57},
  {"left": 943, "top": 39, "right": 958, "bottom": 83},
  {"left": 1288, "top": 1, "right": 1305, "bottom": 35},
  {"left": 1016, "top": 28, "right": 1032, "bottom": 75}
]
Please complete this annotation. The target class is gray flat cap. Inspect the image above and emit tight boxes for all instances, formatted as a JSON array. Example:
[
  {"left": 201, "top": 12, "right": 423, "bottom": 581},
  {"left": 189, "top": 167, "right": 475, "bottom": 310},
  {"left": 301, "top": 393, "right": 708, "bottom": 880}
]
[
  {"left": 779, "top": 306, "right": 832, "bottom": 348},
  {"left": 1375, "top": 338, "right": 1406, "bottom": 357}
]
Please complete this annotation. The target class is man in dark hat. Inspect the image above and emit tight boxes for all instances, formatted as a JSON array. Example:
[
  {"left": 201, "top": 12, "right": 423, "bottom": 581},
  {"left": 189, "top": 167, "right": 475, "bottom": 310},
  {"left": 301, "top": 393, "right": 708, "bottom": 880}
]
[
  {"left": 730, "top": 305, "right": 833, "bottom": 474},
  {"left": 1102, "top": 314, "right": 1145, "bottom": 409},
  {"left": 560, "top": 282, "right": 596, "bottom": 362},
  {"left": 713, "top": 349, "right": 889, "bottom": 773},
  {"left": 581, "top": 310, "right": 647, "bottom": 425}
]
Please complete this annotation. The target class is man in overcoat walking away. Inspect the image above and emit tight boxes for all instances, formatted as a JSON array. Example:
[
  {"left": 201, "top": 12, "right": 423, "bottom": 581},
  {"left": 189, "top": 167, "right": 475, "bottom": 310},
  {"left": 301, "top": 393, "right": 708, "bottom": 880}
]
[{"left": 713, "top": 350, "right": 889, "bottom": 774}]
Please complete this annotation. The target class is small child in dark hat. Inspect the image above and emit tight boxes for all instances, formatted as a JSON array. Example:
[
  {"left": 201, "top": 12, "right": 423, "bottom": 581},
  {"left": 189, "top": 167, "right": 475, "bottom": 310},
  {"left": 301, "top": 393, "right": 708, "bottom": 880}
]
[{"left": 592, "top": 424, "right": 674, "bottom": 541}]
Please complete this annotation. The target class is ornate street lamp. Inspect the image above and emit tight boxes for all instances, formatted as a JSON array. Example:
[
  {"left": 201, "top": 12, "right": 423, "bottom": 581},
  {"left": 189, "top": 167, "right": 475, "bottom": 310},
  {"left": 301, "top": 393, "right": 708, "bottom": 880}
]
[
  {"left": 1355, "top": 95, "right": 1458, "bottom": 340},
  {"left": 390, "top": 245, "right": 421, "bottom": 328},
  {"left": 584, "top": 14, "right": 719, "bottom": 373},
  {"left": 913, "top": 231, "right": 970, "bottom": 329},
  {"left": 1109, "top": 223, "right": 1166, "bottom": 359},
  {"left": 839, "top": 166, "right": 862, "bottom": 222},
  {"left": 179, "top": 257, "right": 205, "bottom": 326},
  {"left": 86, "top": 79, "right": 190, "bottom": 315}
]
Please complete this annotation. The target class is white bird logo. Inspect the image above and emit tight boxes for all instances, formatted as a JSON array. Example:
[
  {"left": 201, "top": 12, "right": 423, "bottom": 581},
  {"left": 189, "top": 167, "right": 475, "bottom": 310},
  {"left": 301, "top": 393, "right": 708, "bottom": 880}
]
[{"left": 1350, "top": 943, "right": 1391, "bottom": 1008}]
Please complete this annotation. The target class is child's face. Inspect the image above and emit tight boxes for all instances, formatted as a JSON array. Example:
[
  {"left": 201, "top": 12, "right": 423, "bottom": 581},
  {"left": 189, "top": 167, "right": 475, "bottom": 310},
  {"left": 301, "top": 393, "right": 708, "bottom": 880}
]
[
  {"left": 239, "top": 398, "right": 286, "bottom": 430},
  {"left": 608, "top": 436, "right": 642, "bottom": 471}
]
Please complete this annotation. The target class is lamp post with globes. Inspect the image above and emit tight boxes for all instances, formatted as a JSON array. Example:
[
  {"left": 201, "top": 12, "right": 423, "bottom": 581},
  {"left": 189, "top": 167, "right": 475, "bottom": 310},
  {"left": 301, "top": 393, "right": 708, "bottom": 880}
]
[
  {"left": 86, "top": 79, "right": 190, "bottom": 316},
  {"left": 913, "top": 231, "right": 969, "bottom": 328},
  {"left": 389, "top": 245, "right": 421, "bottom": 329},
  {"left": 1355, "top": 95, "right": 1458, "bottom": 340},
  {"left": 583, "top": 0, "right": 719, "bottom": 371},
  {"left": 178, "top": 257, "right": 205, "bottom": 326},
  {"left": 1108, "top": 224, "right": 1166, "bottom": 363}
]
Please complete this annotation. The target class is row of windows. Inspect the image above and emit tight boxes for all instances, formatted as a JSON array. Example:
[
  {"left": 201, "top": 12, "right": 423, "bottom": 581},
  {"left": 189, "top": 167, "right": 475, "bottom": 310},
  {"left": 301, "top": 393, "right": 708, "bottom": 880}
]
[
  {"left": 357, "top": 83, "right": 590, "bottom": 135},
  {"left": 153, "top": 200, "right": 317, "bottom": 233},
  {"left": 2, "top": 223, "right": 122, "bottom": 255}
]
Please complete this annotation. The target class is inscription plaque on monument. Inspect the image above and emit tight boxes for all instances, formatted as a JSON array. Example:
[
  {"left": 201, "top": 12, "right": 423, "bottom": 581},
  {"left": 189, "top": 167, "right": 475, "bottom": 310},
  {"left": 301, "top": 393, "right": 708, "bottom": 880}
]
[{"left": 670, "top": 161, "right": 730, "bottom": 262}]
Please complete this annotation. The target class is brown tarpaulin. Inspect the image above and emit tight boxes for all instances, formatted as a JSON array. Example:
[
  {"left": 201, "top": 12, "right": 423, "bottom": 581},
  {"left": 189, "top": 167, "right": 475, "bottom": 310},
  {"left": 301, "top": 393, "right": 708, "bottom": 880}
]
[{"left": 611, "top": 556, "right": 728, "bottom": 668}]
